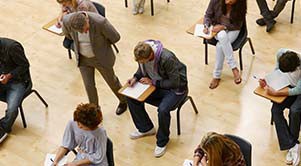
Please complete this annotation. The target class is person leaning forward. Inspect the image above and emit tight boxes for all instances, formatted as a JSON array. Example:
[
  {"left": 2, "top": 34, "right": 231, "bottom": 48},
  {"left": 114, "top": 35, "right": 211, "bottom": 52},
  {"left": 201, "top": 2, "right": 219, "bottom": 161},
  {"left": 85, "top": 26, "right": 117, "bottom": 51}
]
[{"left": 62, "top": 11, "right": 127, "bottom": 115}]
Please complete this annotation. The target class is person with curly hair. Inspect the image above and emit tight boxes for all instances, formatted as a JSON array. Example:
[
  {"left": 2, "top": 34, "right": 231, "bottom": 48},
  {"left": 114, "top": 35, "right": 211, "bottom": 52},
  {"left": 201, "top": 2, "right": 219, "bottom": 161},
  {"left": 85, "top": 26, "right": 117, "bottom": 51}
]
[
  {"left": 193, "top": 132, "right": 245, "bottom": 166},
  {"left": 52, "top": 103, "right": 108, "bottom": 166}
]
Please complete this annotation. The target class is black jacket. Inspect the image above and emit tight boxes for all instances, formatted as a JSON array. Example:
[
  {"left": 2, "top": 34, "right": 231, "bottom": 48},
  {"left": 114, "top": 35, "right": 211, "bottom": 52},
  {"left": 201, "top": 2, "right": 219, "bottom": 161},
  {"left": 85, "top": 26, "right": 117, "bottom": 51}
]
[{"left": 0, "top": 38, "right": 30, "bottom": 84}]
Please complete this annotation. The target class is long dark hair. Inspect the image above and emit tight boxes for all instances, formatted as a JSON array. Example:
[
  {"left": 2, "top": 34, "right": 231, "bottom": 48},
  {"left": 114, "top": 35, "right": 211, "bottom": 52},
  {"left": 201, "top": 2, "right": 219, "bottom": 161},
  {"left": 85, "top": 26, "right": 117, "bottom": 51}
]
[{"left": 221, "top": 0, "right": 247, "bottom": 23}]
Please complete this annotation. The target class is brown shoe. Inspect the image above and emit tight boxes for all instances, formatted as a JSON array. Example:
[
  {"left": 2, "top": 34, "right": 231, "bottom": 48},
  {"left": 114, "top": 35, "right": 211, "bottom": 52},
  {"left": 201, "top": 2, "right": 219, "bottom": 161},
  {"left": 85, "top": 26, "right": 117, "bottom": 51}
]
[
  {"left": 209, "top": 78, "right": 220, "bottom": 89},
  {"left": 232, "top": 68, "right": 242, "bottom": 84}
]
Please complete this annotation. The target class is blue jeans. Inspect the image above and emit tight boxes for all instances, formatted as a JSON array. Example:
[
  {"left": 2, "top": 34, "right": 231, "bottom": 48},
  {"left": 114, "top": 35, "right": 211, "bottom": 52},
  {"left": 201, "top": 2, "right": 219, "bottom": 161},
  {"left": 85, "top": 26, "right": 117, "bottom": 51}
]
[
  {"left": 0, "top": 82, "right": 26, "bottom": 133},
  {"left": 127, "top": 88, "right": 186, "bottom": 147},
  {"left": 272, "top": 95, "right": 301, "bottom": 150}
]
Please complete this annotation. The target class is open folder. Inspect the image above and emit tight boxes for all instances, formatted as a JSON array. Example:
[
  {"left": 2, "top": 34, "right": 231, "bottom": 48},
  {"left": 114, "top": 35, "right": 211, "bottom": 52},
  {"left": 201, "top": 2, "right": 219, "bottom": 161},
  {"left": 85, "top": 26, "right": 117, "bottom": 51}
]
[{"left": 118, "top": 82, "right": 156, "bottom": 102}]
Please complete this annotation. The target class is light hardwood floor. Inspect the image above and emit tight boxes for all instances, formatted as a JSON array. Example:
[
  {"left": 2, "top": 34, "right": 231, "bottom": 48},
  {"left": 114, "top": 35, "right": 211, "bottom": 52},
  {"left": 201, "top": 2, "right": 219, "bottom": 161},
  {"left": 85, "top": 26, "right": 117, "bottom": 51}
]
[{"left": 0, "top": 0, "right": 300, "bottom": 165}]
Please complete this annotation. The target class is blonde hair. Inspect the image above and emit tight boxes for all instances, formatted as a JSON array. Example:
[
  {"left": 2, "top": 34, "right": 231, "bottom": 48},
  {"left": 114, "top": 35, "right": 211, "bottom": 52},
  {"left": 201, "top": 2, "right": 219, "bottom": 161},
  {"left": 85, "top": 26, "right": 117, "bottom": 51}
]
[
  {"left": 200, "top": 132, "right": 242, "bottom": 166},
  {"left": 57, "top": 0, "right": 79, "bottom": 8},
  {"left": 134, "top": 42, "right": 153, "bottom": 61}
]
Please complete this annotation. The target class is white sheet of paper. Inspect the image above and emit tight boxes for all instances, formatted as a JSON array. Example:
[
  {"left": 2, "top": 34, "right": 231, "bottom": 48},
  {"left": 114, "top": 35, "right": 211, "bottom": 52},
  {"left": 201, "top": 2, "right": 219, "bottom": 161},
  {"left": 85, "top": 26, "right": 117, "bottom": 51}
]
[
  {"left": 48, "top": 25, "right": 62, "bottom": 34},
  {"left": 194, "top": 24, "right": 213, "bottom": 39},
  {"left": 183, "top": 159, "right": 202, "bottom": 166},
  {"left": 121, "top": 82, "right": 150, "bottom": 99},
  {"left": 265, "top": 69, "right": 290, "bottom": 91},
  {"left": 44, "top": 153, "right": 67, "bottom": 166}
]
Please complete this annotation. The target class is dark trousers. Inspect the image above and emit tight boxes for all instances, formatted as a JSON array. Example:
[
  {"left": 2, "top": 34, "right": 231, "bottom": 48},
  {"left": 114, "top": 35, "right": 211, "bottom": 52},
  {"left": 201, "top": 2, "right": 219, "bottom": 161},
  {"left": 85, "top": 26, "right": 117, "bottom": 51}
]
[
  {"left": 256, "top": 0, "right": 289, "bottom": 20},
  {"left": 0, "top": 82, "right": 26, "bottom": 132},
  {"left": 127, "top": 88, "right": 185, "bottom": 147},
  {"left": 272, "top": 95, "right": 301, "bottom": 150}
]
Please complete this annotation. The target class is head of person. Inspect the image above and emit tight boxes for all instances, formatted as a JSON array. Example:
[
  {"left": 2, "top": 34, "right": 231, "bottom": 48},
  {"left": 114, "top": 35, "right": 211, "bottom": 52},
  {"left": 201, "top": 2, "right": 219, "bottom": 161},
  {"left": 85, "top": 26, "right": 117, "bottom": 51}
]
[
  {"left": 221, "top": 0, "right": 247, "bottom": 23},
  {"left": 73, "top": 103, "right": 103, "bottom": 130},
  {"left": 199, "top": 132, "right": 242, "bottom": 166},
  {"left": 279, "top": 51, "right": 300, "bottom": 73},
  {"left": 134, "top": 42, "right": 154, "bottom": 64},
  {"left": 69, "top": 12, "right": 90, "bottom": 33},
  {"left": 57, "top": 0, "right": 78, "bottom": 8}
]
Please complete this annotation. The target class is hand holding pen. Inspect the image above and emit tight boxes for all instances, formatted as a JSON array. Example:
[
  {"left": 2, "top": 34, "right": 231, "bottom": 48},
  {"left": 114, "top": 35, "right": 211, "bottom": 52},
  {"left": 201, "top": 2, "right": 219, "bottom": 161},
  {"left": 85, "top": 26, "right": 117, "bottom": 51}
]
[{"left": 253, "top": 75, "right": 267, "bottom": 88}]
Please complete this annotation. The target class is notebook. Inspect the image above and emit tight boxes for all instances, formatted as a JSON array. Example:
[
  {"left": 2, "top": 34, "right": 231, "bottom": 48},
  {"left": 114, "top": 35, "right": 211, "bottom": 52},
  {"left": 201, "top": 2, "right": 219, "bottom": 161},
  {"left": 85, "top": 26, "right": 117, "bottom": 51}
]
[
  {"left": 265, "top": 69, "right": 290, "bottom": 91},
  {"left": 194, "top": 24, "right": 214, "bottom": 39},
  {"left": 44, "top": 153, "right": 67, "bottom": 166},
  {"left": 118, "top": 82, "right": 155, "bottom": 102}
]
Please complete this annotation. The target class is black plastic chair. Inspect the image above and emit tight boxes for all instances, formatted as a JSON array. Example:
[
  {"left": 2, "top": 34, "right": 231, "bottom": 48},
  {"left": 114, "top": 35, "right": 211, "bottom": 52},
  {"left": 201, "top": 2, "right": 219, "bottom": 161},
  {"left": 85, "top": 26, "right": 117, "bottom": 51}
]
[
  {"left": 224, "top": 134, "right": 252, "bottom": 166},
  {"left": 149, "top": 90, "right": 199, "bottom": 135},
  {"left": 18, "top": 78, "right": 48, "bottom": 128},
  {"left": 203, "top": 20, "right": 255, "bottom": 70},
  {"left": 70, "top": 137, "right": 114, "bottom": 166},
  {"left": 124, "top": 0, "right": 170, "bottom": 16},
  {"left": 66, "top": 2, "right": 119, "bottom": 59}
]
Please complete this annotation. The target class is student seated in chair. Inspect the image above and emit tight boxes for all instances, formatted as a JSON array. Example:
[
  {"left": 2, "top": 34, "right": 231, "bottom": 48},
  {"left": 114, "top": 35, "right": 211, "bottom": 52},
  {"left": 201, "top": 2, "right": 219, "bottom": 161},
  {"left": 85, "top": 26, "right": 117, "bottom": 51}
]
[
  {"left": 62, "top": 12, "right": 127, "bottom": 115},
  {"left": 126, "top": 40, "right": 188, "bottom": 157},
  {"left": 53, "top": 103, "right": 108, "bottom": 166},
  {"left": 258, "top": 48, "right": 301, "bottom": 166},
  {"left": 193, "top": 132, "right": 246, "bottom": 166},
  {"left": 256, "top": 0, "right": 289, "bottom": 32},
  {"left": 0, "top": 37, "right": 30, "bottom": 144},
  {"left": 203, "top": 0, "right": 247, "bottom": 89}
]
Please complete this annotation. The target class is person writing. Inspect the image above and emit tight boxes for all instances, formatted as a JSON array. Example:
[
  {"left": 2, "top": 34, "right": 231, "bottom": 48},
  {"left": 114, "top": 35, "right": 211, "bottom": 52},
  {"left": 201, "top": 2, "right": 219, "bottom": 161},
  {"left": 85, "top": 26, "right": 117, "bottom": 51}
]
[
  {"left": 126, "top": 40, "right": 188, "bottom": 157},
  {"left": 203, "top": 0, "right": 247, "bottom": 89},
  {"left": 258, "top": 48, "right": 301, "bottom": 166},
  {"left": 52, "top": 103, "right": 108, "bottom": 166},
  {"left": 193, "top": 132, "right": 246, "bottom": 166}
]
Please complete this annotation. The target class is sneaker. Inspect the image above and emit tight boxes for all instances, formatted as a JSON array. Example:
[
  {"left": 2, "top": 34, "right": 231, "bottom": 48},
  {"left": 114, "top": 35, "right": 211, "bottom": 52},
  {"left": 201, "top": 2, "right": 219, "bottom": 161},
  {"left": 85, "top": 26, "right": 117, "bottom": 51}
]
[
  {"left": 154, "top": 145, "right": 166, "bottom": 157},
  {"left": 286, "top": 150, "right": 293, "bottom": 165},
  {"left": 289, "top": 143, "right": 301, "bottom": 166},
  {"left": 129, "top": 128, "right": 156, "bottom": 139},
  {"left": 0, "top": 129, "right": 8, "bottom": 144},
  {"left": 138, "top": 7, "right": 144, "bottom": 14}
]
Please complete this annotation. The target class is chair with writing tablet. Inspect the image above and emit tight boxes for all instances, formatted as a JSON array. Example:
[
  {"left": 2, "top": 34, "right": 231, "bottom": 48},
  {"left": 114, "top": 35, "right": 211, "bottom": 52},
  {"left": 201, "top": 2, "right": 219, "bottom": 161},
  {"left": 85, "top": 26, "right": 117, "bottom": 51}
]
[
  {"left": 272, "top": 0, "right": 296, "bottom": 23},
  {"left": 203, "top": 19, "right": 255, "bottom": 70}
]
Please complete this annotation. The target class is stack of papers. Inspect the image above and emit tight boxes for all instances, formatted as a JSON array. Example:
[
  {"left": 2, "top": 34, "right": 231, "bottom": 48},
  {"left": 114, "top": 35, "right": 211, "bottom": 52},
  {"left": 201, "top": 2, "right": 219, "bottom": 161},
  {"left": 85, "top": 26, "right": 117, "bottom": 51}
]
[
  {"left": 194, "top": 24, "right": 213, "bottom": 39},
  {"left": 121, "top": 82, "right": 150, "bottom": 99},
  {"left": 265, "top": 69, "right": 290, "bottom": 91},
  {"left": 44, "top": 153, "right": 67, "bottom": 166}
]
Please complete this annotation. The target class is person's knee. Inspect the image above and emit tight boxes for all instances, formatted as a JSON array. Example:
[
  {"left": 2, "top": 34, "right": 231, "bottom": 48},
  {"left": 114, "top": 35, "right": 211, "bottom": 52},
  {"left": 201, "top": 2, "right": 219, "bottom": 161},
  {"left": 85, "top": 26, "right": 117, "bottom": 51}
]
[{"left": 217, "top": 31, "right": 228, "bottom": 42}]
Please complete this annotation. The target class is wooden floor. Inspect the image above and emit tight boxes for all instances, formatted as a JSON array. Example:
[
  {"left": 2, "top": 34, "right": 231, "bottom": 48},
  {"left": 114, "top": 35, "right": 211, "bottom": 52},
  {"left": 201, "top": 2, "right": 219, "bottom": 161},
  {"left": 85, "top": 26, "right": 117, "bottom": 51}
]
[{"left": 0, "top": 0, "right": 300, "bottom": 165}]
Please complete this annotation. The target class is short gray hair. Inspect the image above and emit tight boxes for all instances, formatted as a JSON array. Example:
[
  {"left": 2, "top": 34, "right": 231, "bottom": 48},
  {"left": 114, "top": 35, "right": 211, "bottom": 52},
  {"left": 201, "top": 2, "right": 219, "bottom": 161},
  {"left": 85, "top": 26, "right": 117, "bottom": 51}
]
[{"left": 69, "top": 12, "right": 87, "bottom": 32}]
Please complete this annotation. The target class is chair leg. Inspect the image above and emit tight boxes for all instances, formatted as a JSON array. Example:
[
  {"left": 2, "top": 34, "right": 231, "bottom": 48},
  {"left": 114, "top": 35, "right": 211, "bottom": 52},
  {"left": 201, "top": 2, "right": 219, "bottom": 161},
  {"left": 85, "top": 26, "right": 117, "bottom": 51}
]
[
  {"left": 176, "top": 108, "right": 181, "bottom": 135},
  {"left": 239, "top": 48, "right": 243, "bottom": 71},
  {"left": 270, "top": 114, "right": 273, "bottom": 125},
  {"left": 188, "top": 96, "right": 198, "bottom": 114},
  {"left": 204, "top": 41, "right": 208, "bottom": 65},
  {"left": 248, "top": 38, "right": 255, "bottom": 55},
  {"left": 125, "top": 0, "right": 128, "bottom": 8},
  {"left": 113, "top": 44, "right": 119, "bottom": 54},
  {"left": 150, "top": 0, "right": 154, "bottom": 16},
  {"left": 19, "top": 106, "right": 27, "bottom": 128},
  {"left": 291, "top": 0, "right": 296, "bottom": 24},
  {"left": 68, "top": 49, "right": 72, "bottom": 59},
  {"left": 32, "top": 90, "right": 48, "bottom": 107},
  {"left": 167, "top": 0, "right": 170, "bottom": 2}
]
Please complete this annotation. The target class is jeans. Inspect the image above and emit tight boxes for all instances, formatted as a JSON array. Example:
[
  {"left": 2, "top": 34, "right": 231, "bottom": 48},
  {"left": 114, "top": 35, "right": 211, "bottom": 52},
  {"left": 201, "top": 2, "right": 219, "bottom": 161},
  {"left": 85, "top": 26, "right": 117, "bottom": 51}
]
[
  {"left": 256, "top": 0, "right": 289, "bottom": 20},
  {"left": 0, "top": 82, "right": 26, "bottom": 133},
  {"left": 127, "top": 88, "right": 186, "bottom": 147},
  {"left": 213, "top": 30, "right": 240, "bottom": 78},
  {"left": 272, "top": 95, "right": 301, "bottom": 150}
]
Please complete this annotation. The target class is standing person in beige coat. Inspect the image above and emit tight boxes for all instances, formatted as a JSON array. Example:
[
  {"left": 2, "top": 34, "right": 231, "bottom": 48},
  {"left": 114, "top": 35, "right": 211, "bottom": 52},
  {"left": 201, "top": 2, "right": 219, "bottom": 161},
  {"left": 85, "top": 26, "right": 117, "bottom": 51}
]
[{"left": 62, "top": 11, "right": 127, "bottom": 115}]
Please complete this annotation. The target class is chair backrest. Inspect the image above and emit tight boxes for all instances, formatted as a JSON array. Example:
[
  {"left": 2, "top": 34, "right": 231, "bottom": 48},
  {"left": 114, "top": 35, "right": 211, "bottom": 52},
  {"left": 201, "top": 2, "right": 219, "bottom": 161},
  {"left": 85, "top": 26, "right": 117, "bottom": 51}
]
[
  {"left": 92, "top": 2, "right": 105, "bottom": 17},
  {"left": 106, "top": 138, "right": 114, "bottom": 166},
  {"left": 224, "top": 134, "right": 252, "bottom": 166}
]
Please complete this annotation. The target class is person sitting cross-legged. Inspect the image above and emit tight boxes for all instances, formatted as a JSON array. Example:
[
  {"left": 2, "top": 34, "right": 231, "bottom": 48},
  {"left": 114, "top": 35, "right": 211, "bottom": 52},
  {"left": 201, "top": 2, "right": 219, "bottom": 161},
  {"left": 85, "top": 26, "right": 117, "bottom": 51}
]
[{"left": 126, "top": 40, "right": 188, "bottom": 157}]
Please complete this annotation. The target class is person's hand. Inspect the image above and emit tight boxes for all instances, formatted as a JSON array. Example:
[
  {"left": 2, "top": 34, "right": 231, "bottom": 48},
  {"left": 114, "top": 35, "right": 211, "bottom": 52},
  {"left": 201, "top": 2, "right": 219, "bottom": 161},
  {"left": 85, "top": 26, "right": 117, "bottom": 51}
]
[
  {"left": 63, "top": 162, "right": 77, "bottom": 166},
  {"left": 55, "top": 21, "right": 62, "bottom": 28},
  {"left": 139, "top": 77, "right": 152, "bottom": 85},
  {"left": 127, "top": 77, "right": 137, "bottom": 87},
  {"left": 265, "top": 86, "right": 278, "bottom": 96},
  {"left": 200, "top": 155, "right": 207, "bottom": 166},
  {"left": 259, "top": 79, "right": 267, "bottom": 88},
  {"left": 203, "top": 27, "right": 209, "bottom": 34},
  {"left": 193, "top": 156, "right": 201, "bottom": 166},
  {"left": 212, "top": 24, "right": 226, "bottom": 33},
  {"left": 0, "top": 73, "right": 12, "bottom": 85}
]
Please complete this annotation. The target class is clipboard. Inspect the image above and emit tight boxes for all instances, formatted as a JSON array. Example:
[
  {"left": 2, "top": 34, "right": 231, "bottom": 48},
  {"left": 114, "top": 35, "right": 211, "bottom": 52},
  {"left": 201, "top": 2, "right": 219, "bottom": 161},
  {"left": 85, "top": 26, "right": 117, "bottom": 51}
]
[
  {"left": 254, "top": 86, "right": 288, "bottom": 103},
  {"left": 186, "top": 18, "right": 216, "bottom": 39},
  {"left": 118, "top": 82, "right": 156, "bottom": 102},
  {"left": 42, "top": 18, "right": 64, "bottom": 36}
]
